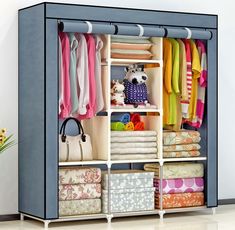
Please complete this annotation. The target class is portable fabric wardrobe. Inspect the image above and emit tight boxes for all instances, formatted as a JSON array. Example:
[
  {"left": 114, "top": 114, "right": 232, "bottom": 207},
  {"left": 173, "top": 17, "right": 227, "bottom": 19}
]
[{"left": 19, "top": 2, "right": 218, "bottom": 227}]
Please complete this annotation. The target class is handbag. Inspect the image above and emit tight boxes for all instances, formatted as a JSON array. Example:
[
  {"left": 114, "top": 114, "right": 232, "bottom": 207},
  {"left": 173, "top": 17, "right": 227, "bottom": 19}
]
[{"left": 59, "top": 117, "right": 93, "bottom": 162}]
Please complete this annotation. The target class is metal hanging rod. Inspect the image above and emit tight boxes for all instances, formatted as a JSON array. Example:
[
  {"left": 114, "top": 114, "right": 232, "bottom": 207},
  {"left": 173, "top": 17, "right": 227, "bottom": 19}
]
[{"left": 58, "top": 20, "right": 212, "bottom": 40}]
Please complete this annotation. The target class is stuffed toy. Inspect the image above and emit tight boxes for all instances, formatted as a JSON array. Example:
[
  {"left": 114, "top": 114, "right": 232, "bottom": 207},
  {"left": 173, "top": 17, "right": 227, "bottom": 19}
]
[
  {"left": 111, "top": 80, "right": 125, "bottom": 106},
  {"left": 123, "top": 64, "right": 149, "bottom": 106}
]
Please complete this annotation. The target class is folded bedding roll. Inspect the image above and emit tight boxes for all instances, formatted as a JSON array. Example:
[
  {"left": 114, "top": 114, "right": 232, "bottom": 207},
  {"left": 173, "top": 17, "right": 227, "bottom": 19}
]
[
  {"left": 124, "top": 122, "right": 135, "bottom": 131},
  {"left": 111, "top": 131, "right": 157, "bottom": 137},
  {"left": 111, "top": 136, "right": 157, "bottom": 143},
  {"left": 163, "top": 130, "right": 201, "bottom": 145},
  {"left": 111, "top": 113, "right": 130, "bottom": 124},
  {"left": 111, "top": 142, "right": 157, "bottom": 148},
  {"left": 155, "top": 192, "right": 204, "bottom": 209},
  {"left": 59, "top": 183, "right": 101, "bottom": 201},
  {"left": 163, "top": 144, "right": 201, "bottom": 152},
  {"left": 163, "top": 151, "right": 200, "bottom": 158},
  {"left": 154, "top": 178, "right": 204, "bottom": 194},
  {"left": 144, "top": 163, "right": 204, "bottom": 179},
  {"left": 111, "top": 122, "right": 125, "bottom": 131},
  {"left": 111, "top": 147, "right": 157, "bottom": 154},
  {"left": 111, "top": 154, "right": 157, "bottom": 160},
  {"left": 134, "top": 121, "right": 145, "bottom": 131},
  {"left": 59, "top": 199, "right": 101, "bottom": 216}
]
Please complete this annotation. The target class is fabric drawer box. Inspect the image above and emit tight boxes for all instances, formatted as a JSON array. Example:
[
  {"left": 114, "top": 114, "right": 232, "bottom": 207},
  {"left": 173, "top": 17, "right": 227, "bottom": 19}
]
[
  {"left": 163, "top": 130, "right": 201, "bottom": 145},
  {"left": 155, "top": 192, "right": 204, "bottom": 209},
  {"left": 102, "top": 187, "right": 155, "bottom": 213},
  {"left": 59, "top": 183, "right": 101, "bottom": 200},
  {"left": 154, "top": 178, "right": 204, "bottom": 194},
  {"left": 102, "top": 170, "right": 154, "bottom": 189},
  {"left": 144, "top": 163, "right": 204, "bottom": 179},
  {"left": 59, "top": 167, "right": 101, "bottom": 184},
  {"left": 59, "top": 199, "right": 101, "bottom": 216}
]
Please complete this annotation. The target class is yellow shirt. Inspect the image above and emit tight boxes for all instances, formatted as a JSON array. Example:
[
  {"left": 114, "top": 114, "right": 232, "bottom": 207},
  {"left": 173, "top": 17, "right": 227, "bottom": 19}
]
[
  {"left": 188, "top": 40, "right": 201, "bottom": 120},
  {"left": 163, "top": 38, "right": 172, "bottom": 125}
]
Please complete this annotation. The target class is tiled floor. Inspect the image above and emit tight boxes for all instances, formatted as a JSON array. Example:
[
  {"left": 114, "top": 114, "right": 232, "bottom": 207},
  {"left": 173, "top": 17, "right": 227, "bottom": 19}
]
[{"left": 0, "top": 205, "right": 235, "bottom": 230}]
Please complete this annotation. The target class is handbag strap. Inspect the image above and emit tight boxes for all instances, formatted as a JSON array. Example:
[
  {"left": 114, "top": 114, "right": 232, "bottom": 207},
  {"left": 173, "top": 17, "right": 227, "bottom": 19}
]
[{"left": 60, "top": 117, "right": 86, "bottom": 142}]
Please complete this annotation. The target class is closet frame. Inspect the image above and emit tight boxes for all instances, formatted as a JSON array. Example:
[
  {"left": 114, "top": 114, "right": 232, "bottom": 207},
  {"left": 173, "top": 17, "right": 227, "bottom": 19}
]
[{"left": 19, "top": 2, "right": 218, "bottom": 227}]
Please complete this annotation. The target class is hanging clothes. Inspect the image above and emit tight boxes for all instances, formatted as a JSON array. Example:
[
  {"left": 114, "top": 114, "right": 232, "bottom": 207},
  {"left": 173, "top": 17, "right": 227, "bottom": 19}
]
[
  {"left": 79, "top": 34, "right": 97, "bottom": 120},
  {"left": 194, "top": 40, "right": 207, "bottom": 128},
  {"left": 59, "top": 32, "right": 71, "bottom": 119},
  {"left": 181, "top": 39, "right": 192, "bottom": 118},
  {"left": 163, "top": 38, "right": 172, "bottom": 125},
  {"left": 74, "top": 33, "right": 89, "bottom": 116},
  {"left": 187, "top": 40, "right": 201, "bottom": 122},
  {"left": 69, "top": 33, "right": 79, "bottom": 115},
  {"left": 58, "top": 35, "right": 63, "bottom": 115},
  {"left": 168, "top": 38, "right": 180, "bottom": 125},
  {"left": 95, "top": 35, "right": 104, "bottom": 113}
]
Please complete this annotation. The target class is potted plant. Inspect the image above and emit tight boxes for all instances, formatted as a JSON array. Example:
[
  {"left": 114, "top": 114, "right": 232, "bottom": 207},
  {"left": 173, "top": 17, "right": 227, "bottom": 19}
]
[{"left": 0, "top": 128, "right": 15, "bottom": 154}]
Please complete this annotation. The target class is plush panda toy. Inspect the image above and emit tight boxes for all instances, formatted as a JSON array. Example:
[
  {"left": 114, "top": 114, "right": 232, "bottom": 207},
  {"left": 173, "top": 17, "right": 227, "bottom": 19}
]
[{"left": 123, "top": 64, "right": 149, "bottom": 106}]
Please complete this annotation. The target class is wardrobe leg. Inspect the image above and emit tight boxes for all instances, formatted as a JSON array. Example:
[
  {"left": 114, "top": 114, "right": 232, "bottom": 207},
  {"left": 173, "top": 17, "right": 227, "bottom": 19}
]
[
  {"left": 158, "top": 210, "right": 165, "bottom": 221},
  {"left": 106, "top": 214, "right": 113, "bottom": 223},
  {"left": 20, "top": 214, "right": 24, "bottom": 221},
  {"left": 212, "top": 207, "right": 216, "bottom": 215},
  {"left": 44, "top": 220, "right": 50, "bottom": 229}
]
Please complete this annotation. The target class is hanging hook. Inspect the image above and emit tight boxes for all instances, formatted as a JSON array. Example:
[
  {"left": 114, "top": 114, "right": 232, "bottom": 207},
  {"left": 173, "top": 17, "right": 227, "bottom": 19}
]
[
  {"left": 137, "top": 24, "right": 144, "bottom": 37},
  {"left": 185, "top": 27, "right": 192, "bottom": 39},
  {"left": 85, "top": 21, "right": 93, "bottom": 34}
]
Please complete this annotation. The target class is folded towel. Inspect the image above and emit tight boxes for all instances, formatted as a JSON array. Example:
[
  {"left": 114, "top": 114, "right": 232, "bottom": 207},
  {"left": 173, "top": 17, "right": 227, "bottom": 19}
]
[
  {"left": 130, "top": 113, "right": 141, "bottom": 125},
  {"left": 111, "top": 154, "right": 157, "bottom": 160},
  {"left": 111, "top": 136, "right": 157, "bottom": 143},
  {"left": 163, "top": 130, "right": 201, "bottom": 145},
  {"left": 111, "top": 113, "right": 130, "bottom": 124},
  {"left": 111, "top": 122, "right": 125, "bottom": 131},
  {"left": 163, "top": 143, "right": 201, "bottom": 152},
  {"left": 111, "top": 142, "right": 157, "bottom": 148},
  {"left": 111, "top": 147, "right": 157, "bottom": 154},
  {"left": 134, "top": 121, "right": 145, "bottom": 131},
  {"left": 111, "top": 131, "right": 157, "bottom": 137},
  {"left": 163, "top": 151, "right": 200, "bottom": 158},
  {"left": 124, "top": 122, "right": 135, "bottom": 131}
]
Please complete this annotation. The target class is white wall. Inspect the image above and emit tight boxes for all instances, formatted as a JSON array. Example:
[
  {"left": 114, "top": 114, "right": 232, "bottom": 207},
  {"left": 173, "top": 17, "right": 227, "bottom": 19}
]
[{"left": 0, "top": 0, "right": 233, "bottom": 215}]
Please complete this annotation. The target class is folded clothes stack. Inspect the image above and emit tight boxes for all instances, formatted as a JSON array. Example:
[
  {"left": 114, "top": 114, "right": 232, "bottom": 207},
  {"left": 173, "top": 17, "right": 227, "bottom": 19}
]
[
  {"left": 58, "top": 167, "right": 102, "bottom": 216},
  {"left": 163, "top": 130, "right": 201, "bottom": 158},
  {"left": 111, "top": 113, "right": 145, "bottom": 131},
  {"left": 111, "top": 131, "right": 158, "bottom": 160},
  {"left": 102, "top": 170, "right": 155, "bottom": 213},
  {"left": 111, "top": 35, "right": 154, "bottom": 60},
  {"left": 144, "top": 162, "right": 205, "bottom": 209}
]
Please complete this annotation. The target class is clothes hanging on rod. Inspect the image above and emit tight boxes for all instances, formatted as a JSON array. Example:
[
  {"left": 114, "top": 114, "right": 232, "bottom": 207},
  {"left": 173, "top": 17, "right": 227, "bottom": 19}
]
[{"left": 59, "top": 32, "right": 105, "bottom": 120}]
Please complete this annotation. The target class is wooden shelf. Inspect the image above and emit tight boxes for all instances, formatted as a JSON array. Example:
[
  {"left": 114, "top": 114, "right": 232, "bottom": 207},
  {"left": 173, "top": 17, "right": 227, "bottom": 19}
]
[{"left": 59, "top": 160, "right": 108, "bottom": 166}]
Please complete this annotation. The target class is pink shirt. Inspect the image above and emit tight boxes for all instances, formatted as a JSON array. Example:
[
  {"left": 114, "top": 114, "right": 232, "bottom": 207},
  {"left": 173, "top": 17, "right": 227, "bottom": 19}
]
[
  {"left": 59, "top": 32, "right": 71, "bottom": 118},
  {"left": 79, "top": 34, "right": 97, "bottom": 120}
]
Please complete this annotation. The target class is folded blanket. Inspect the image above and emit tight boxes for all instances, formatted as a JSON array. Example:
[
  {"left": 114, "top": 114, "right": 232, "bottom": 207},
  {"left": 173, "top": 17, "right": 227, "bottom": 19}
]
[
  {"left": 111, "top": 35, "right": 151, "bottom": 44},
  {"left": 111, "top": 154, "right": 157, "bottom": 160},
  {"left": 59, "top": 199, "right": 101, "bottom": 216},
  {"left": 163, "top": 144, "right": 201, "bottom": 152},
  {"left": 163, "top": 151, "right": 200, "bottom": 158},
  {"left": 111, "top": 122, "right": 125, "bottom": 131},
  {"left": 111, "top": 147, "right": 157, "bottom": 154},
  {"left": 111, "top": 136, "right": 157, "bottom": 143},
  {"left": 163, "top": 130, "right": 201, "bottom": 145},
  {"left": 111, "top": 113, "right": 130, "bottom": 124},
  {"left": 130, "top": 113, "right": 141, "bottom": 125},
  {"left": 154, "top": 178, "right": 204, "bottom": 194},
  {"left": 155, "top": 192, "right": 204, "bottom": 209},
  {"left": 134, "top": 121, "right": 145, "bottom": 131},
  {"left": 144, "top": 163, "right": 204, "bottom": 179},
  {"left": 111, "top": 131, "right": 157, "bottom": 137},
  {"left": 59, "top": 167, "right": 101, "bottom": 184},
  {"left": 124, "top": 122, "right": 135, "bottom": 131},
  {"left": 111, "top": 142, "right": 157, "bottom": 148},
  {"left": 59, "top": 183, "right": 101, "bottom": 201}
]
